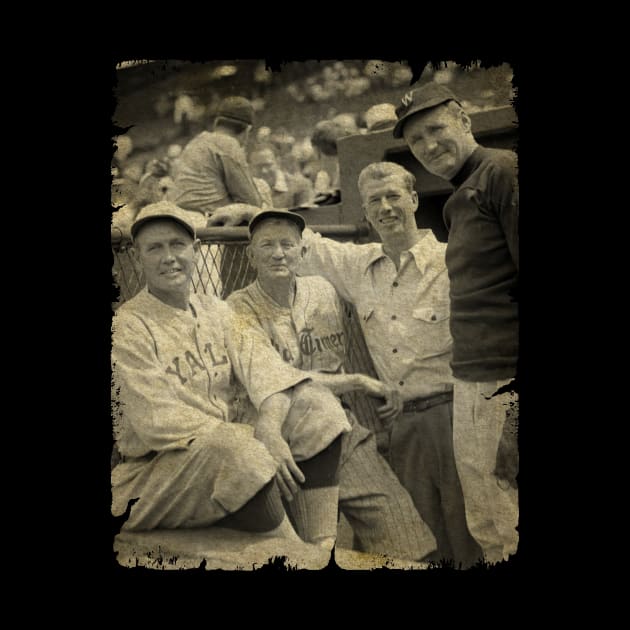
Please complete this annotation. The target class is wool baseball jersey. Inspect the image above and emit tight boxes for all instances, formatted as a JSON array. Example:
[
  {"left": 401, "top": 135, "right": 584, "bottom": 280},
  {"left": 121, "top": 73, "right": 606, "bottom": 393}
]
[
  {"left": 227, "top": 276, "right": 346, "bottom": 375},
  {"left": 111, "top": 287, "right": 308, "bottom": 459}
]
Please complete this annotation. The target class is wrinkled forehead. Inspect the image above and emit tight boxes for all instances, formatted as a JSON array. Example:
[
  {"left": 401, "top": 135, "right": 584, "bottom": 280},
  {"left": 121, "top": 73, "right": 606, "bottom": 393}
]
[
  {"left": 403, "top": 102, "right": 455, "bottom": 134},
  {"left": 250, "top": 218, "right": 302, "bottom": 242}
]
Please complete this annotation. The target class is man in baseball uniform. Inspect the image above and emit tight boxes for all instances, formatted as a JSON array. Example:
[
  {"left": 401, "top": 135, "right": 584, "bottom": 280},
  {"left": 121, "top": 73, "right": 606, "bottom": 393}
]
[
  {"left": 111, "top": 201, "right": 351, "bottom": 550},
  {"left": 226, "top": 209, "right": 438, "bottom": 562}
]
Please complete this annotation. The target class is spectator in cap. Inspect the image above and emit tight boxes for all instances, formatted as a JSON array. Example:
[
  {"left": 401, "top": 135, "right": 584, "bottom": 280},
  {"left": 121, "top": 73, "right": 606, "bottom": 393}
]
[
  {"left": 167, "top": 95, "right": 265, "bottom": 298},
  {"left": 249, "top": 144, "right": 315, "bottom": 209},
  {"left": 168, "top": 95, "right": 263, "bottom": 229},
  {"left": 394, "top": 81, "right": 519, "bottom": 564},
  {"left": 365, "top": 103, "right": 397, "bottom": 133}
]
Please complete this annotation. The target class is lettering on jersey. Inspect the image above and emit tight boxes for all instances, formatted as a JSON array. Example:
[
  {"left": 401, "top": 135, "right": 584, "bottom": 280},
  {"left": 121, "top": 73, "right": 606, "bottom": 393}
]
[
  {"left": 185, "top": 350, "right": 205, "bottom": 377},
  {"left": 271, "top": 339, "right": 294, "bottom": 364},
  {"left": 203, "top": 342, "right": 228, "bottom": 367},
  {"left": 165, "top": 356, "right": 187, "bottom": 385},
  {"left": 299, "top": 327, "right": 345, "bottom": 357}
]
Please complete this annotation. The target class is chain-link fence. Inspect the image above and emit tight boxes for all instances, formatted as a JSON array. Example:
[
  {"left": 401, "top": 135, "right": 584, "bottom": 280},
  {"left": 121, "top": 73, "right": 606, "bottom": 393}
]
[{"left": 112, "top": 226, "right": 384, "bottom": 437}]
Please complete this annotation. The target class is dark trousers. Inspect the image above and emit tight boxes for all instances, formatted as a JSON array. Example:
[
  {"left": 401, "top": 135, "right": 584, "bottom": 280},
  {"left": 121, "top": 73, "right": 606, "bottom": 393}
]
[{"left": 385, "top": 400, "right": 482, "bottom": 568}]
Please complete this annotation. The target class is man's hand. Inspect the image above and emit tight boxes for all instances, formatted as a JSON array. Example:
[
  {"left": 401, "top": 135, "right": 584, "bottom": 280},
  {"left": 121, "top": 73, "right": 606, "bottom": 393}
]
[
  {"left": 356, "top": 375, "right": 403, "bottom": 422},
  {"left": 206, "top": 203, "right": 260, "bottom": 227},
  {"left": 254, "top": 424, "right": 305, "bottom": 501}
]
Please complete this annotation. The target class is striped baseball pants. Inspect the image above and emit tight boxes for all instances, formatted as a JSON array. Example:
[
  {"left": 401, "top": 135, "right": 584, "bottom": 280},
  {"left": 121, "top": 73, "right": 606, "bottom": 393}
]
[{"left": 337, "top": 409, "right": 437, "bottom": 561}]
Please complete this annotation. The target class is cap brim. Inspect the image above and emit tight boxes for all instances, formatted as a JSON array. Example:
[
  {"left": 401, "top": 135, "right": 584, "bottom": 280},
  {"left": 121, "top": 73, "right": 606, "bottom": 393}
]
[
  {"left": 392, "top": 95, "right": 460, "bottom": 139},
  {"left": 248, "top": 210, "right": 306, "bottom": 236},
  {"left": 392, "top": 117, "right": 407, "bottom": 139},
  {"left": 131, "top": 215, "right": 196, "bottom": 241}
]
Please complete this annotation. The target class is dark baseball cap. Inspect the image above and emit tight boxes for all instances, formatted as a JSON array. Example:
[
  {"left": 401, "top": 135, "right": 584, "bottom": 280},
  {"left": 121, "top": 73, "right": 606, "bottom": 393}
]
[
  {"left": 131, "top": 200, "right": 197, "bottom": 241},
  {"left": 217, "top": 96, "right": 255, "bottom": 126},
  {"left": 248, "top": 209, "right": 306, "bottom": 238},
  {"left": 392, "top": 83, "right": 461, "bottom": 138}
]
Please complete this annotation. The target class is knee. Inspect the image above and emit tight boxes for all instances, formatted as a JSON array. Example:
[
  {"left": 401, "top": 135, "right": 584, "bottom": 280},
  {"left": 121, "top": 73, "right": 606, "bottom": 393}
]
[{"left": 188, "top": 424, "right": 273, "bottom": 469}]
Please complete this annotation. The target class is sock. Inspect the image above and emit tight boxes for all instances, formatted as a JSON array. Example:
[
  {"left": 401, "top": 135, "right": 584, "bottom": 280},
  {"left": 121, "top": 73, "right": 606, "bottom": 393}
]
[
  {"left": 288, "top": 486, "right": 340, "bottom": 544},
  {"left": 288, "top": 436, "right": 343, "bottom": 543},
  {"left": 218, "top": 480, "right": 285, "bottom": 533},
  {"left": 298, "top": 435, "right": 342, "bottom": 488}
]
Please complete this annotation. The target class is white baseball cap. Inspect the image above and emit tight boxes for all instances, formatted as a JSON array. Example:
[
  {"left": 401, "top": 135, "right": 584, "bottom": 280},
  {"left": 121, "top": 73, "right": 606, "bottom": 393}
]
[{"left": 131, "top": 201, "right": 197, "bottom": 241}]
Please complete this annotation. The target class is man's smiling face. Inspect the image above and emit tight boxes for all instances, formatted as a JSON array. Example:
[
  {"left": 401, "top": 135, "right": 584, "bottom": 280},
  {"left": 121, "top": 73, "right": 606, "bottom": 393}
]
[{"left": 361, "top": 174, "right": 419, "bottom": 241}]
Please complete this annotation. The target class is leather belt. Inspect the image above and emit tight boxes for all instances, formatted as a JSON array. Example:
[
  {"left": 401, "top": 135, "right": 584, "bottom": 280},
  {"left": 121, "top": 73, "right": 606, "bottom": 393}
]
[{"left": 402, "top": 390, "right": 453, "bottom": 414}]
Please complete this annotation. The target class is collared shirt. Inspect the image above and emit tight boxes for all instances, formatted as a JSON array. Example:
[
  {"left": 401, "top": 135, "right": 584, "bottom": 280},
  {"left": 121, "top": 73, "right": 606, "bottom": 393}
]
[
  {"left": 168, "top": 131, "right": 262, "bottom": 216},
  {"left": 112, "top": 288, "right": 308, "bottom": 458},
  {"left": 299, "top": 229, "right": 453, "bottom": 401}
]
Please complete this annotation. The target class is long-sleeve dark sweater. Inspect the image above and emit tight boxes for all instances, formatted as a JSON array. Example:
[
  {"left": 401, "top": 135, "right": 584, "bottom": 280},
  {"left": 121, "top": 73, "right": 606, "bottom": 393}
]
[{"left": 444, "top": 146, "right": 519, "bottom": 382}]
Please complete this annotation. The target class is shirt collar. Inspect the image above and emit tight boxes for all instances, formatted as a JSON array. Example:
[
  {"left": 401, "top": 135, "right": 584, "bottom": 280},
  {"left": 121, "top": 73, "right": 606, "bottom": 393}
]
[
  {"left": 363, "top": 229, "right": 436, "bottom": 275},
  {"left": 273, "top": 169, "right": 289, "bottom": 193}
]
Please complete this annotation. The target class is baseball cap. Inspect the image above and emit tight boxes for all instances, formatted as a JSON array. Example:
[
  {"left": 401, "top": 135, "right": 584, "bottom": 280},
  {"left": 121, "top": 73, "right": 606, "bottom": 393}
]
[
  {"left": 131, "top": 200, "right": 197, "bottom": 241},
  {"left": 216, "top": 96, "right": 255, "bottom": 126},
  {"left": 248, "top": 209, "right": 306, "bottom": 238},
  {"left": 392, "top": 83, "right": 461, "bottom": 138},
  {"left": 365, "top": 103, "right": 397, "bottom": 132}
]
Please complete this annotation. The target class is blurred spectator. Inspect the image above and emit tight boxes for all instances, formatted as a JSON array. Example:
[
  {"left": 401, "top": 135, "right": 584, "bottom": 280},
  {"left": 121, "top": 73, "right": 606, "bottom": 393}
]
[
  {"left": 249, "top": 144, "right": 315, "bottom": 209},
  {"left": 154, "top": 93, "right": 172, "bottom": 118},
  {"left": 331, "top": 113, "right": 359, "bottom": 135},
  {"left": 165, "top": 143, "right": 182, "bottom": 169},
  {"left": 256, "top": 126, "right": 272, "bottom": 143},
  {"left": 253, "top": 176, "right": 274, "bottom": 208},
  {"left": 310, "top": 119, "right": 355, "bottom": 199},
  {"left": 364, "top": 103, "right": 398, "bottom": 132},
  {"left": 167, "top": 95, "right": 263, "bottom": 229},
  {"left": 391, "top": 64, "right": 414, "bottom": 87},
  {"left": 269, "top": 127, "right": 298, "bottom": 174},
  {"left": 113, "top": 135, "right": 133, "bottom": 166},
  {"left": 134, "top": 157, "right": 174, "bottom": 208},
  {"left": 112, "top": 135, "right": 138, "bottom": 229}
]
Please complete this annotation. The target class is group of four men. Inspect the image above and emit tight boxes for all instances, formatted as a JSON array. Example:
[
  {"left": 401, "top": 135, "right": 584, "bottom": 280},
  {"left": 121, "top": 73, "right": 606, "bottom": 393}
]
[{"left": 111, "top": 82, "right": 519, "bottom": 567}]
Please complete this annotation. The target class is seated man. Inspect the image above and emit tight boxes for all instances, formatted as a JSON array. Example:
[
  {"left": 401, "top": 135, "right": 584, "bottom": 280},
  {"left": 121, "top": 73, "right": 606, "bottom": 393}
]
[
  {"left": 226, "top": 209, "right": 437, "bottom": 562},
  {"left": 249, "top": 144, "right": 315, "bottom": 209},
  {"left": 111, "top": 201, "right": 351, "bottom": 551}
]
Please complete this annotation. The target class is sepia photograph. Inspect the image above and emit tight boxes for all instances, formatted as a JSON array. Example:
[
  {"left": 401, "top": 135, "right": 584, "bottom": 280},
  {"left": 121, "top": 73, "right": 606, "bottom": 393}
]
[{"left": 110, "top": 58, "right": 519, "bottom": 571}]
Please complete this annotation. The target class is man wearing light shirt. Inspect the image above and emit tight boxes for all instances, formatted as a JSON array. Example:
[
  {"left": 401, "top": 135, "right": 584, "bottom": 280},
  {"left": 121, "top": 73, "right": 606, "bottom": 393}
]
[{"left": 297, "top": 162, "right": 481, "bottom": 567}]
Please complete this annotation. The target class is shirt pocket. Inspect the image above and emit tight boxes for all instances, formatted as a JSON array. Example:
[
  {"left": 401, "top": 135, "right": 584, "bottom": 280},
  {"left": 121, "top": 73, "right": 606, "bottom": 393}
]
[{"left": 412, "top": 304, "right": 449, "bottom": 323}]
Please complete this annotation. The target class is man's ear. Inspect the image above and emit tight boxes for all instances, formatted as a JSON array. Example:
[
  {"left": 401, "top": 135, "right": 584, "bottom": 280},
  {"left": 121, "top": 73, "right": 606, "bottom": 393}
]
[
  {"left": 129, "top": 244, "right": 142, "bottom": 270},
  {"left": 363, "top": 205, "right": 376, "bottom": 230},
  {"left": 460, "top": 109, "right": 472, "bottom": 133},
  {"left": 245, "top": 243, "right": 255, "bottom": 266},
  {"left": 410, "top": 190, "right": 419, "bottom": 211}
]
